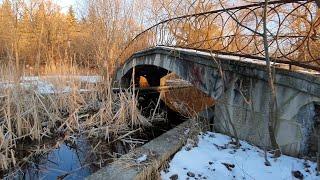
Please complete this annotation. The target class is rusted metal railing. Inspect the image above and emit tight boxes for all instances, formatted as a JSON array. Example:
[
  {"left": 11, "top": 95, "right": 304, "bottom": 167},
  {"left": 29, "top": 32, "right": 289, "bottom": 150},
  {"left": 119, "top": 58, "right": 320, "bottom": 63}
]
[{"left": 117, "top": 0, "right": 320, "bottom": 72}]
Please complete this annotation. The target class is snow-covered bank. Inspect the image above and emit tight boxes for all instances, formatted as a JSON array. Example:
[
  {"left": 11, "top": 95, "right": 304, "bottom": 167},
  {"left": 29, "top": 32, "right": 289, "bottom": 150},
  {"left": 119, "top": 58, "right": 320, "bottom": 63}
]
[
  {"left": 161, "top": 132, "right": 319, "bottom": 180},
  {"left": 0, "top": 75, "right": 102, "bottom": 94}
]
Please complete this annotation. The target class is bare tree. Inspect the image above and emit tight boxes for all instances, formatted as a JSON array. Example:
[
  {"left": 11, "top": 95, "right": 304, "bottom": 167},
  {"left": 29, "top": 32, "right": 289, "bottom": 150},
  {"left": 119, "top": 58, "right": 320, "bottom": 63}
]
[{"left": 263, "top": 0, "right": 281, "bottom": 158}]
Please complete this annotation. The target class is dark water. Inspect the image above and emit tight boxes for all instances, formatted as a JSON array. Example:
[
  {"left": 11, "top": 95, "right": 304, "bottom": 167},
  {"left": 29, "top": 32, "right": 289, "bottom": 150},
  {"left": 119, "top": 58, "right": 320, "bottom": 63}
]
[
  {"left": 2, "top": 92, "right": 186, "bottom": 179},
  {"left": 6, "top": 137, "right": 109, "bottom": 180}
]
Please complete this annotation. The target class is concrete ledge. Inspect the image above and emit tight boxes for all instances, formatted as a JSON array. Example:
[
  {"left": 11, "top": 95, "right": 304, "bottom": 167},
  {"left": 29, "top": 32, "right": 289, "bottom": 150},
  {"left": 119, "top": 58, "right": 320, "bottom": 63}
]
[{"left": 87, "top": 119, "right": 205, "bottom": 180}]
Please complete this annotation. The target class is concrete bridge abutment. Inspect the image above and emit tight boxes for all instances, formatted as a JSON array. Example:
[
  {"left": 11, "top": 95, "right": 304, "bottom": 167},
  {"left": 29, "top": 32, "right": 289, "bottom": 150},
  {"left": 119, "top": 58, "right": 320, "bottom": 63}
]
[{"left": 115, "top": 47, "right": 320, "bottom": 156}]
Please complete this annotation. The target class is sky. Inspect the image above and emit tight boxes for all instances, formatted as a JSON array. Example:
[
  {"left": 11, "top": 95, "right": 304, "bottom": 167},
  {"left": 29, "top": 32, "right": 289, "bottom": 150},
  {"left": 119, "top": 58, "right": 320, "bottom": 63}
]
[
  {"left": 54, "top": 0, "right": 77, "bottom": 12},
  {"left": 56, "top": 0, "right": 76, "bottom": 6},
  {"left": 0, "top": 0, "right": 77, "bottom": 11}
]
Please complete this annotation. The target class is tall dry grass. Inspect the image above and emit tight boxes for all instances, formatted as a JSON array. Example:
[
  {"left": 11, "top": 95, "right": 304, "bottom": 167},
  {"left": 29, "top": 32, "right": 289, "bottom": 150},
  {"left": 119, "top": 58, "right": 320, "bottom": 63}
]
[{"left": 0, "top": 65, "right": 150, "bottom": 170}]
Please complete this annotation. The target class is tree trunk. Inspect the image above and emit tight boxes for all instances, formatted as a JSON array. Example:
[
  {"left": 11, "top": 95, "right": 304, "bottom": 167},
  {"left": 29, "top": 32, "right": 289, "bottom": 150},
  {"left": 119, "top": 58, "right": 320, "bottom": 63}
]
[{"left": 263, "top": 0, "right": 281, "bottom": 157}]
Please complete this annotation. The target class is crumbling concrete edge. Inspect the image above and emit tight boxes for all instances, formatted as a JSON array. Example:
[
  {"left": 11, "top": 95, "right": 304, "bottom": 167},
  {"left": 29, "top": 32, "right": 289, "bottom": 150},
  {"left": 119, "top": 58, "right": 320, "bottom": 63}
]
[{"left": 87, "top": 118, "right": 205, "bottom": 180}]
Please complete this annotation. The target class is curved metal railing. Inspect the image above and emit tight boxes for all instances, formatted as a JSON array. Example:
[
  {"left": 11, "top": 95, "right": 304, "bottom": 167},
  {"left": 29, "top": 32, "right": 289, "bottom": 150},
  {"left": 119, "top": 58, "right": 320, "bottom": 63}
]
[{"left": 116, "top": 0, "right": 320, "bottom": 72}]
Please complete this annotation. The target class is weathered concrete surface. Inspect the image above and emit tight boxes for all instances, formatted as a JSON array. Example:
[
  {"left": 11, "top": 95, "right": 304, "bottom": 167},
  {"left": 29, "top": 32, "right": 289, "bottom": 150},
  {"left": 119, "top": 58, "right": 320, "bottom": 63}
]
[
  {"left": 214, "top": 75, "right": 320, "bottom": 156},
  {"left": 115, "top": 46, "right": 320, "bottom": 156},
  {"left": 87, "top": 119, "right": 205, "bottom": 180}
]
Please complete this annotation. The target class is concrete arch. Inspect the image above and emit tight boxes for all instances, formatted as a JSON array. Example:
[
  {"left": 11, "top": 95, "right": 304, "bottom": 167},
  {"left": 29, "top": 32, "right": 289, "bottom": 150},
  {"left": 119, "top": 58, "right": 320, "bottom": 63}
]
[
  {"left": 115, "top": 49, "right": 228, "bottom": 100},
  {"left": 115, "top": 46, "right": 320, "bottom": 156}
]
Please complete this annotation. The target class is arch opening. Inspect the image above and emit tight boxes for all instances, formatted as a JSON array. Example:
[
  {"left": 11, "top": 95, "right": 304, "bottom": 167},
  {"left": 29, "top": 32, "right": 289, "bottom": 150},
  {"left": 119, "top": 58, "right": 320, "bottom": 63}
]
[
  {"left": 119, "top": 63, "right": 217, "bottom": 120},
  {"left": 120, "top": 65, "right": 170, "bottom": 88}
]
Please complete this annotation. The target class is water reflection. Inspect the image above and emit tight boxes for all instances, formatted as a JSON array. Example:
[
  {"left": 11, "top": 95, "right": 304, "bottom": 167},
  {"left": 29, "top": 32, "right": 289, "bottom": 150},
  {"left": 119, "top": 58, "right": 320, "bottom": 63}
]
[
  {"left": 24, "top": 141, "right": 90, "bottom": 179},
  {"left": 6, "top": 137, "right": 114, "bottom": 180}
]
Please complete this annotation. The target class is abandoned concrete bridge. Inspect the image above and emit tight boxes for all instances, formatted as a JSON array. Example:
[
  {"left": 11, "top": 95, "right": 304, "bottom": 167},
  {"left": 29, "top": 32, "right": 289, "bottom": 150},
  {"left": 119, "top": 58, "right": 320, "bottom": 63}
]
[
  {"left": 88, "top": 1, "right": 320, "bottom": 179},
  {"left": 115, "top": 46, "right": 320, "bottom": 156}
]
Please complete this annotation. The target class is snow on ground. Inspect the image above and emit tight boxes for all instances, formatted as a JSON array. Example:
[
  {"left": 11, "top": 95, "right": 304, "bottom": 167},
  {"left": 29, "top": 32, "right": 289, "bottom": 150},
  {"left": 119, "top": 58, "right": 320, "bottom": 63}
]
[
  {"left": 21, "top": 75, "right": 102, "bottom": 83},
  {"left": 0, "top": 75, "right": 102, "bottom": 94},
  {"left": 161, "top": 132, "right": 319, "bottom": 180}
]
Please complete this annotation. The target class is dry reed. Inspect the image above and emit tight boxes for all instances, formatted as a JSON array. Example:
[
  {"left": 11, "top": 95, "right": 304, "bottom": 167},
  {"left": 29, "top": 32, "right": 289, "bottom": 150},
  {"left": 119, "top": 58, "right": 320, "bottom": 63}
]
[{"left": 0, "top": 64, "right": 150, "bottom": 171}]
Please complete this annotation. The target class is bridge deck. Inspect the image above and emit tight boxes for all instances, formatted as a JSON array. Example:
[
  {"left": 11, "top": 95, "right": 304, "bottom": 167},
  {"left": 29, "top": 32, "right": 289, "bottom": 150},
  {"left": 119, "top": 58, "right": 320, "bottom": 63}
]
[{"left": 149, "top": 46, "right": 320, "bottom": 76}]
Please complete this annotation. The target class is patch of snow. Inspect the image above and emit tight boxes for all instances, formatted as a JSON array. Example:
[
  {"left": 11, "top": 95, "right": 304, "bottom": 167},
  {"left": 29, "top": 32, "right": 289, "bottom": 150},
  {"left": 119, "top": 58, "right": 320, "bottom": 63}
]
[
  {"left": 161, "top": 132, "right": 319, "bottom": 180},
  {"left": 22, "top": 75, "right": 102, "bottom": 83},
  {"left": 0, "top": 75, "right": 102, "bottom": 95},
  {"left": 184, "top": 128, "right": 190, "bottom": 135},
  {"left": 136, "top": 154, "right": 148, "bottom": 164},
  {"left": 160, "top": 46, "right": 320, "bottom": 75},
  {"left": 0, "top": 82, "right": 13, "bottom": 89},
  {"left": 21, "top": 76, "right": 41, "bottom": 81},
  {"left": 162, "top": 46, "right": 269, "bottom": 65},
  {"left": 78, "top": 76, "right": 102, "bottom": 83},
  {"left": 296, "top": 69, "right": 320, "bottom": 76},
  {"left": 19, "top": 78, "right": 69, "bottom": 94}
]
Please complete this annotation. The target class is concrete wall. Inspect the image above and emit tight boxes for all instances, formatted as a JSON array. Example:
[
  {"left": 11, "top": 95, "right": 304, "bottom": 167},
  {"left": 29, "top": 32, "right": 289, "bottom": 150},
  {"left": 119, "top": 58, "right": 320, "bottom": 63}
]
[
  {"left": 115, "top": 47, "right": 320, "bottom": 156},
  {"left": 214, "top": 75, "right": 320, "bottom": 156}
]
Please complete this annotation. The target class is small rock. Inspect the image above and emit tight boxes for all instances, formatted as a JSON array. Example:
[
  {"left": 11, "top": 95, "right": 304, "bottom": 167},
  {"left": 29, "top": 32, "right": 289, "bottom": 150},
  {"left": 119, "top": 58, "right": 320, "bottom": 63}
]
[
  {"left": 169, "top": 174, "right": 178, "bottom": 180},
  {"left": 209, "top": 161, "right": 213, "bottom": 165},
  {"left": 303, "top": 161, "right": 311, "bottom": 168},
  {"left": 163, "top": 169, "right": 169, "bottom": 173},
  {"left": 222, "top": 162, "right": 235, "bottom": 171},
  {"left": 305, "top": 168, "right": 310, "bottom": 173},
  {"left": 213, "top": 143, "right": 227, "bottom": 150},
  {"left": 229, "top": 141, "right": 241, "bottom": 147},
  {"left": 187, "top": 172, "right": 195, "bottom": 177},
  {"left": 264, "top": 160, "right": 271, "bottom": 166},
  {"left": 229, "top": 150, "right": 236, "bottom": 154},
  {"left": 292, "top": 170, "right": 304, "bottom": 180}
]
